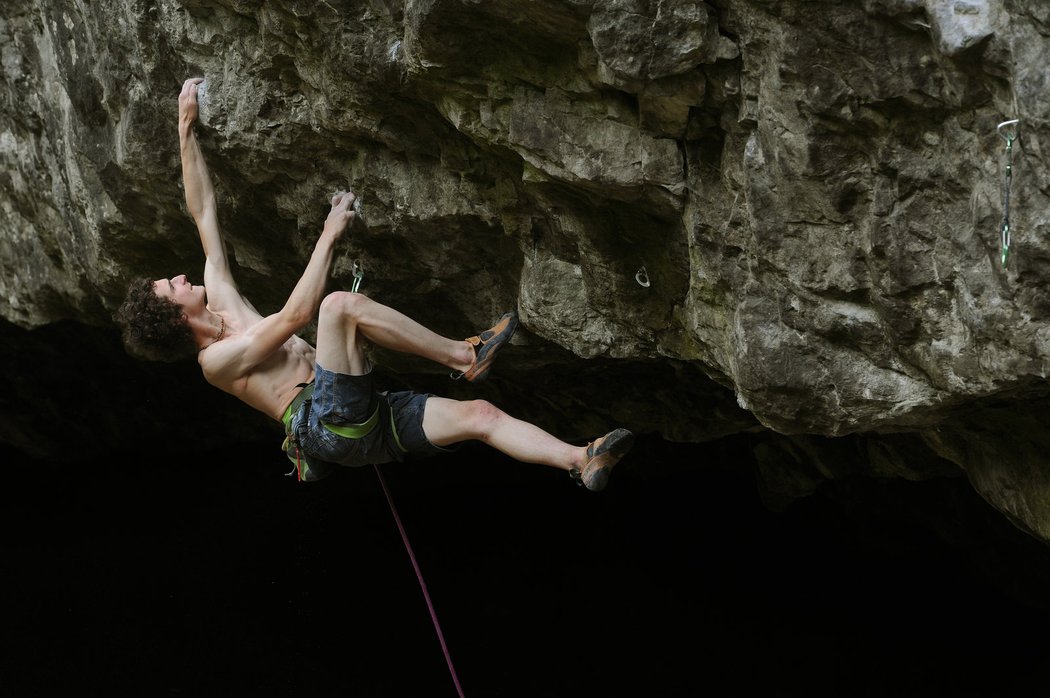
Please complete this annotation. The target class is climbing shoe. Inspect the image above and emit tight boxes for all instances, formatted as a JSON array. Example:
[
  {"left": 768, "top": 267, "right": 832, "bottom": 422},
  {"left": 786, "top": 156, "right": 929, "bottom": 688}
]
[
  {"left": 455, "top": 311, "right": 518, "bottom": 383},
  {"left": 570, "top": 428, "right": 634, "bottom": 492}
]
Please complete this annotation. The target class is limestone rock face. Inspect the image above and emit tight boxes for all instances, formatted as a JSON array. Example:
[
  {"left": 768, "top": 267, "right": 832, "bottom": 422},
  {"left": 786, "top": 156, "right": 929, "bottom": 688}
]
[{"left": 5, "top": 0, "right": 1050, "bottom": 540}]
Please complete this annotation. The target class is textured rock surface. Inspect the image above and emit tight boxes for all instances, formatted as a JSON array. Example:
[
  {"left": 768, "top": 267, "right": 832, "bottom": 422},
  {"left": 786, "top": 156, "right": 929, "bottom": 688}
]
[{"left": 5, "top": 0, "right": 1050, "bottom": 540}]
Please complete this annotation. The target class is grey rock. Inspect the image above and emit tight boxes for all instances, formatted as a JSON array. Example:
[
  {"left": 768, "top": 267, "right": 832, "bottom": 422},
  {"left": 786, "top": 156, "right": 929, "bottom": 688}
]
[
  {"left": 924, "top": 0, "right": 995, "bottom": 56},
  {"left": 5, "top": 0, "right": 1050, "bottom": 541}
]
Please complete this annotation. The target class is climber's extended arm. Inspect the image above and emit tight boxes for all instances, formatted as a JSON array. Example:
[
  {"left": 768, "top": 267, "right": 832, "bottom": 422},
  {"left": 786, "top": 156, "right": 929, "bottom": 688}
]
[{"left": 177, "top": 77, "right": 242, "bottom": 310}]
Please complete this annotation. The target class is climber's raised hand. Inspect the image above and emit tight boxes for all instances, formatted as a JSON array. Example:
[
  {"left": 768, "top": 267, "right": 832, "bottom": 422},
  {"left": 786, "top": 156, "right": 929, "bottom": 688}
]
[
  {"left": 178, "top": 77, "right": 205, "bottom": 130},
  {"left": 323, "top": 190, "right": 357, "bottom": 241}
]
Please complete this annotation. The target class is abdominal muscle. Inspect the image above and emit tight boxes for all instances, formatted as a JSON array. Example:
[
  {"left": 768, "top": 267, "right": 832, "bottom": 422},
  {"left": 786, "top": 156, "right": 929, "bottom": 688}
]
[{"left": 214, "top": 335, "right": 317, "bottom": 422}]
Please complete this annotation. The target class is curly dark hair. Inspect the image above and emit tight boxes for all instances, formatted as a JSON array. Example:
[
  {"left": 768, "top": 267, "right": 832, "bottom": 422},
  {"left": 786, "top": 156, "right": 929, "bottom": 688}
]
[{"left": 114, "top": 277, "right": 198, "bottom": 362}]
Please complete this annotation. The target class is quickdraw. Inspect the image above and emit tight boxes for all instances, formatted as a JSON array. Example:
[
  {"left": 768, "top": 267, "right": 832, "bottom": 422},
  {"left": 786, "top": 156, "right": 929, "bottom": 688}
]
[
  {"left": 997, "top": 119, "right": 1019, "bottom": 267},
  {"left": 351, "top": 258, "right": 364, "bottom": 293}
]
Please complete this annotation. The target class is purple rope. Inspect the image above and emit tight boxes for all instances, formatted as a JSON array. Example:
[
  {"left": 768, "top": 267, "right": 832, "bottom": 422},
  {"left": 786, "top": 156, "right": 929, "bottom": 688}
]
[{"left": 373, "top": 464, "right": 466, "bottom": 698}]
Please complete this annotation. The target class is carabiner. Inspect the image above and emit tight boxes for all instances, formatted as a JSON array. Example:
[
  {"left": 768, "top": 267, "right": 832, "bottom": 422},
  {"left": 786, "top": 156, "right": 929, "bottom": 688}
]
[{"left": 997, "top": 119, "right": 1019, "bottom": 146}]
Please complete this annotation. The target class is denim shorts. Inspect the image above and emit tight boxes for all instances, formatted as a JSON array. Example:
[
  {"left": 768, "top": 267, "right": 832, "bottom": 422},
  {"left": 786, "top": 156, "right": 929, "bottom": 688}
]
[{"left": 289, "top": 363, "right": 449, "bottom": 468}]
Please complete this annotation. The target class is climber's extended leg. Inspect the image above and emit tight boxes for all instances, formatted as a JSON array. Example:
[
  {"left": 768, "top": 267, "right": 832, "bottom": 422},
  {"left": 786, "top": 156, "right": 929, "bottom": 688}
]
[
  {"left": 421, "top": 397, "right": 633, "bottom": 491},
  {"left": 422, "top": 397, "right": 585, "bottom": 470}
]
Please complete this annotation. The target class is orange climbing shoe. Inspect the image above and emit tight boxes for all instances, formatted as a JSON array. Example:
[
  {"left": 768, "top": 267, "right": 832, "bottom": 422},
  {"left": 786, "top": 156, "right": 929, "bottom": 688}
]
[
  {"left": 570, "top": 428, "right": 634, "bottom": 492},
  {"left": 456, "top": 311, "right": 518, "bottom": 383}
]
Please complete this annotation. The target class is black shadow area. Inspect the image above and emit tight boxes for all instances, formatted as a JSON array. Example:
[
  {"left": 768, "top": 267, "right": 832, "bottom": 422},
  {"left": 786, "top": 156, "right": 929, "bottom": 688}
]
[{"left": 3, "top": 434, "right": 1049, "bottom": 697}]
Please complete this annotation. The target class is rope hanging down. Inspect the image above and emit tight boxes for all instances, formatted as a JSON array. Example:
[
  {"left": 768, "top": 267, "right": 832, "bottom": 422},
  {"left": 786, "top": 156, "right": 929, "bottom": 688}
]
[
  {"left": 997, "top": 119, "right": 1019, "bottom": 267},
  {"left": 352, "top": 262, "right": 466, "bottom": 696},
  {"left": 374, "top": 465, "right": 466, "bottom": 698}
]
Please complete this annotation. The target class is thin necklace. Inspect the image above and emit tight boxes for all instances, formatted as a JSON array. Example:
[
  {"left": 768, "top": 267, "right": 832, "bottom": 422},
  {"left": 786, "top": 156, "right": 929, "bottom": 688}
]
[{"left": 213, "top": 315, "right": 225, "bottom": 343}]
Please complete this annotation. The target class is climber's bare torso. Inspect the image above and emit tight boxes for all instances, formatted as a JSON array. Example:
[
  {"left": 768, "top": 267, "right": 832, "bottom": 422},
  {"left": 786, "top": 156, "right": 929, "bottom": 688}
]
[
  {"left": 198, "top": 308, "right": 317, "bottom": 422},
  {"left": 153, "top": 272, "right": 317, "bottom": 421}
]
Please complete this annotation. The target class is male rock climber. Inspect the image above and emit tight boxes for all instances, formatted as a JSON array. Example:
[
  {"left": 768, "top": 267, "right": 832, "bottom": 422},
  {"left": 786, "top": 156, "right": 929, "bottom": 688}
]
[{"left": 115, "top": 77, "right": 633, "bottom": 488}]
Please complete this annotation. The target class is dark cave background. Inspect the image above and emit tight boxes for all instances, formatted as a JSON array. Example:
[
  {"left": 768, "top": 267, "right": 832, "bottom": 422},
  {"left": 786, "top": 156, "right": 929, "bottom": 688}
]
[{"left": 3, "top": 320, "right": 1050, "bottom": 697}]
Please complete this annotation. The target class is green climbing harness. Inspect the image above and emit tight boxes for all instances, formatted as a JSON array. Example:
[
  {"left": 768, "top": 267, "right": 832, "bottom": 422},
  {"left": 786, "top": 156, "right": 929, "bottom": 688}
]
[
  {"left": 998, "top": 119, "right": 1019, "bottom": 267},
  {"left": 280, "top": 382, "right": 332, "bottom": 481}
]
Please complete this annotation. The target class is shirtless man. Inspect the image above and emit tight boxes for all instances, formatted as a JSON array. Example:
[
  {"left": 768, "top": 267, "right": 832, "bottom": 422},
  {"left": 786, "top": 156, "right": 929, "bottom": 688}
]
[{"left": 115, "top": 77, "right": 633, "bottom": 488}]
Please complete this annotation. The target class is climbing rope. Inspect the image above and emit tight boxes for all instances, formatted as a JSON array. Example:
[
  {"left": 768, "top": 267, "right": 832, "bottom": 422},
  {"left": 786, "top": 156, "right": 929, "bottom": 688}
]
[
  {"left": 997, "top": 119, "right": 1019, "bottom": 267},
  {"left": 374, "top": 464, "right": 466, "bottom": 698},
  {"left": 353, "top": 262, "right": 465, "bottom": 696}
]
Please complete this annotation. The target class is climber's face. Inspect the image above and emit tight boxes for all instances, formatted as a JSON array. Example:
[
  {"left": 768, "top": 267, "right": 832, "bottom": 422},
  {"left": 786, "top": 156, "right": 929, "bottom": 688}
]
[{"left": 153, "top": 274, "right": 206, "bottom": 313}]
